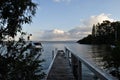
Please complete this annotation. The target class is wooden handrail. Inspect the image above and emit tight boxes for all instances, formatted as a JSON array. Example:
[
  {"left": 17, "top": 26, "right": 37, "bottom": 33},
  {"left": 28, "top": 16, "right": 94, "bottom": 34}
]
[
  {"left": 65, "top": 46, "right": 117, "bottom": 80},
  {"left": 45, "top": 48, "right": 58, "bottom": 80}
]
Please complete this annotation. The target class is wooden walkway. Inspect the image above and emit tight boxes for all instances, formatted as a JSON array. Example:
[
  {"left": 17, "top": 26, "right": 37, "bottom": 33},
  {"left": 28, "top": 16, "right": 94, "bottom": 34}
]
[{"left": 46, "top": 50, "right": 75, "bottom": 80}]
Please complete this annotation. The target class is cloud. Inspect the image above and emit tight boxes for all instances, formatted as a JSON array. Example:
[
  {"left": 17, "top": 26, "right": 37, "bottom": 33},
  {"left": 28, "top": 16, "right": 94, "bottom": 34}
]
[
  {"left": 53, "top": 0, "right": 61, "bottom": 3},
  {"left": 68, "top": 27, "right": 91, "bottom": 39},
  {"left": 32, "top": 29, "right": 70, "bottom": 41},
  {"left": 31, "top": 13, "right": 114, "bottom": 41},
  {"left": 82, "top": 13, "right": 114, "bottom": 27},
  {"left": 53, "top": 0, "right": 71, "bottom": 3},
  {"left": 74, "top": 13, "right": 114, "bottom": 38}
]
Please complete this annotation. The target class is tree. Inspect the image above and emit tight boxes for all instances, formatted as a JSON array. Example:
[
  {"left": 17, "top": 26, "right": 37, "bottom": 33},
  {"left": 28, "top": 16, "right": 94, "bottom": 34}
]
[
  {"left": 0, "top": 0, "right": 37, "bottom": 39},
  {"left": 100, "top": 43, "right": 120, "bottom": 79},
  {"left": 0, "top": 0, "right": 45, "bottom": 80},
  {"left": 78, "top": 20, "right": 120, "bottom": 44},
  {"left": 91, "top": 20, "right": 120, "bottom": 44},
  {"left": 0, "top": 36, "right": 45, "bottom": 80},
  {"left": 92, "top": 24, "right": 96, "bottom": 37},
  {"left": 111, "top": 21, "right": 120, "bottom": 41}
]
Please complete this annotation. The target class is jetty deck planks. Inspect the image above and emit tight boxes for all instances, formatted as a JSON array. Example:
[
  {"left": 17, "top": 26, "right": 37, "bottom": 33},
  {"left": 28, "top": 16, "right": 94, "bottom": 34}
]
[{"left": 46, "top": 50, "right": 75, "bottom": 80}]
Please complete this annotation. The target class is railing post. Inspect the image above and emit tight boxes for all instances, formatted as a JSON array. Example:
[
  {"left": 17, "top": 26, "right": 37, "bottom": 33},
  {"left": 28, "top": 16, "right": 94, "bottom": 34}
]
[
  {"left": 78, "top": 60, "right": 82, "bottom": 80},
  {"left": 64, "top": 47, "right": 117, "bottom": 80},
  {"left": 52, "top": 50, "right": 54, "bottom": 59},
  {"left": 55, "top": 48, "right": 58, "bottom": 54},
  {"left": 68, "top": 50, "right": 69, "bottom": 58},
  {"left": 65, "top": 47, "right": 71, "bottom": 66},
  {"left": 66, "top": 48, "right": 69, "bottom": 60},
  {"left": 66, "top": 48, "right": 68, "bottom": 58},
  {"left": 65, "top": 47, "right": 67, "bottom": 57},
  {"left": 71, "top": 54, "right": 77, "bottom": 80},
  {"left": 71, "top": 53, "right": 82, "bottom": 80}
]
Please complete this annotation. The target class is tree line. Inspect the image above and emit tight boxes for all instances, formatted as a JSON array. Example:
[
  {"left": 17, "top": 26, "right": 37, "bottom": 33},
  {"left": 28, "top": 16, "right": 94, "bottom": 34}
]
[
  {"left": 78, "top": 20, "right": 120, "bottom": 79},
  {"left": 78, "top": 20, "right": 120, "bottom": 44}
]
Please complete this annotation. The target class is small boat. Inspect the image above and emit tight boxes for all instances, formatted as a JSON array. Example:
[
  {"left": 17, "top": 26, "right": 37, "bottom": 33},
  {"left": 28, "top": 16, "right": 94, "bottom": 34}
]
[{"left": 110, "top": 45, "right": 116, "bottom": 49}]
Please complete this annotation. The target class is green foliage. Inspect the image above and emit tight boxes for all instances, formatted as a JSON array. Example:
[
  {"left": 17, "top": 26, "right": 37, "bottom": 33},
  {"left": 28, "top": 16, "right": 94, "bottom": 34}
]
[
  {"left": 91, "top": 45, "right": 120, "bottom": 79},
  {"left": 78, "top": 20, "right": 120, "bottom": 79},
  {"left": 0, "top": 1, "right": 45, "bottom": 79},
  {"left": 0, "top": 38, "right": 45, "bottom": 80},
  {"left": 101, "top": 44, "right": 120, "bottom": 79},
  {"left": 78, "top": 20, "right": 120, "bottom": 44},
  {"left": 0, "top": 0, "right": 37, "bottom": 38},
  {"left": 77, "top": 35, "right": 93, "bottom": 44},
  {"left": 91, "top": 20, "right": 120, "bottom": 44}
]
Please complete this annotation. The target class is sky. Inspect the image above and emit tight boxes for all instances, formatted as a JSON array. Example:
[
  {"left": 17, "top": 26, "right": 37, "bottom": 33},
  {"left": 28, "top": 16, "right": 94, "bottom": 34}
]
[{"left": 23, "top": 0, "right": 120, "bottom": 41}]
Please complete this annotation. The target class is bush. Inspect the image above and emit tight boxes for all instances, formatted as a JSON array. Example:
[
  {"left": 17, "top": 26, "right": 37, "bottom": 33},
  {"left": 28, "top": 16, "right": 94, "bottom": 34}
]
[{"left": 0, "top": 38, "right": 45, "bottom": 80}]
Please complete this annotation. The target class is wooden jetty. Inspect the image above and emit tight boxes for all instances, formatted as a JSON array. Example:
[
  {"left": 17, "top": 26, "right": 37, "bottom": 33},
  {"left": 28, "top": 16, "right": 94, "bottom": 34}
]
[
  {"left": 46, "top": 47, "right": 118, "bottom": 80},
  {"left": 46, "top": 50, "right": 75, "bottom": 80}
]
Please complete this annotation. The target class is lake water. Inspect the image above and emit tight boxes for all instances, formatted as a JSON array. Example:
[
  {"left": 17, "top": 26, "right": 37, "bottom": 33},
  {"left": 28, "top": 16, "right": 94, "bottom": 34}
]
[
  {"left": 40, "top": 41, "right": 75, "bottom": 73},
  {"left": 40, "top": 41, "right": 118, "bottom": 80}
]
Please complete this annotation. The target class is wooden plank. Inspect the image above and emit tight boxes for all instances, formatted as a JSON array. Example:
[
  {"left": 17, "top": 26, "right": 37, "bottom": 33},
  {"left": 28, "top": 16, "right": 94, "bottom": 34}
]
[{"left": 46, "top": 50, "right": 75, "bottom": 80}]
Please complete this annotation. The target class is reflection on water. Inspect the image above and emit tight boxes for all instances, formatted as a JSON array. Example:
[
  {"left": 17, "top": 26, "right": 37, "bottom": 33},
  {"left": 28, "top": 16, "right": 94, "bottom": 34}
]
[
  {"left": 91, "top": 45, "right": 120, "bottom": 79},
  {"left": 40, "top": 41, "right": 120, "bottom": 79},
  {"left": 90, "top": 45, "right": 109, "bottom": 68}
]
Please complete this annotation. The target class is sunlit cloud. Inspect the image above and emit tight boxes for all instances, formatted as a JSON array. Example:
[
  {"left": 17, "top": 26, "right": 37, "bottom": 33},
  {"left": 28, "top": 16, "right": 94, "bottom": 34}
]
[
  {"left": 82, "top": 13, "right": 114, "bottom": 27},
  {"left": 53, "top": 0, "right": 71, "bottom": 3},
  {"left": 42, "top": 29, "right": 69, "bottom": 40},
  {"left": 31, "top": 13, "right": 114, "bottom": 41},
  {"left": 76, "top": 13, "right": 114, "bottom": 37},
  {"left": 53, "top": 0, "right": 61, "bottom": 3}
]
